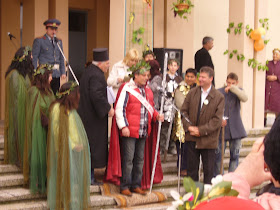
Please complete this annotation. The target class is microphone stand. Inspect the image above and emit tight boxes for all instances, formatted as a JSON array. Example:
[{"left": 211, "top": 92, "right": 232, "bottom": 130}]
[{"left": 54, "top": 37, "right": 79, "bottom": 85}]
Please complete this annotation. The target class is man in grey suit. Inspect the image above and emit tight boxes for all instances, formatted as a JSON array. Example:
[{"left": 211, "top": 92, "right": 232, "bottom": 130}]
[
  {"left": 32, "top": 19, "right": 66, "bottom": 94},
  {"left": 214, "top": 72, "right": 248, "bottom": 176}
]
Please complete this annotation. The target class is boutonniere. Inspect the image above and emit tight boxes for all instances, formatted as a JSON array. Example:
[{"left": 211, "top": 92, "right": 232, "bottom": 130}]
[{"left": 204, "top": 99, "right": 209, "bottom": 105}]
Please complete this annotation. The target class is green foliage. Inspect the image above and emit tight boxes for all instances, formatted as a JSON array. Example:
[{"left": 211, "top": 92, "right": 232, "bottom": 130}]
[
  {"left": 248, "top": 58, "right": 269, "bottom": 71},
  {"left": 227, "top": 22, "right": 243, "bottom": 35},
  {"left": 224, "top": 18, "right": 270, "bottom": 72},
  {"left": 172, "top": 0, "right": 194, "bottom": 20},
  {"left": 132, "top": 27, "right": 145, "bottom": 45},
  {"left": 224, "top": 49, "right": 245, "bottom": 62},
  {"left": 128, "top": 60, "right": 151, "bottom": 77},
  {"left": 181, "top": 177, "right": 238, "bottom": 209},
  {"left": 259, "top": 18, "right": 269, "bottom": 30}
]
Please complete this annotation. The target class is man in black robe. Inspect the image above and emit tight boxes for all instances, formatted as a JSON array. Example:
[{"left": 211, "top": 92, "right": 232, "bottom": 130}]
[
  {"left": 78, "top": 48, "right": 114, "bottom": 185},
  {"left": 194, "top": 36, "right": 215, "bottom": 86}
]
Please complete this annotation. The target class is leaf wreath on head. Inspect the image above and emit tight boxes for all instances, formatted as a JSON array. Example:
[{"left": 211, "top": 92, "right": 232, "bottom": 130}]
[
  {"left": 128, "top": 60, "right": 151, "bottom": 78},
  {"left": 56, "top": 81, "right": 78, "bottom": 99},
  {"left": 33, "top": 64, "right": 53, "bottom": 76},
  {"left": 13, "top": 46, "right": 32, "bottom": 62}
]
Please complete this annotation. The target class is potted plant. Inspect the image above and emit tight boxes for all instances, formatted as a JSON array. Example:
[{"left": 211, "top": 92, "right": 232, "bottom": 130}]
[{"left": 172, "top": 0, "right": 194, "bottom": 20}]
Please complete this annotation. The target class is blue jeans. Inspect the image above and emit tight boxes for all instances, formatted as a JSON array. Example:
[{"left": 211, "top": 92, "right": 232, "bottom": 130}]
[
  {"left": 120, "top": 137, "right": 146, "bottom": 190},
  {"left": 214, "top": 138, "right": 241, "bottom": 176}
]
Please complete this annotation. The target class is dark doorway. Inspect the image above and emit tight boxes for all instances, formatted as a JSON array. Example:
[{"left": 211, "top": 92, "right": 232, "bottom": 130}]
[{"left": 69, "top": 10, "right": 87, "bottom": 82}]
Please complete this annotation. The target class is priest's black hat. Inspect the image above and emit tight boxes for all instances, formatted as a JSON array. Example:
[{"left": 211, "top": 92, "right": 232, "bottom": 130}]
[
  {"left": 43, "top": 19, "right": 61, "bottom": 28},
  {"left": 93, "top": 48, "right": 109, "bottom": 62}
]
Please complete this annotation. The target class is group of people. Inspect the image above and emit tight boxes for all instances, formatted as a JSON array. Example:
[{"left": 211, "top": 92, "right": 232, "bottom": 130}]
[{"left": 4, "top": 17, "right": 280, "bottom": 210}]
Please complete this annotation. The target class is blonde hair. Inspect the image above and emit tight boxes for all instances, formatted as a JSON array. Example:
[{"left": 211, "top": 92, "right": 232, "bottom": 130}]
[{"left": 123, "top": 49, "right": 139, "bottom": 65}]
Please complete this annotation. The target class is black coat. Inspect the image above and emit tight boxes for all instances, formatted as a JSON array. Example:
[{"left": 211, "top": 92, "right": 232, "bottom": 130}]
[
  {"left": 78, "top": 64, "right": 111, "bottom": 169},
  {"left": 195, "top": 47, "right": 215, "bottom": 86}
]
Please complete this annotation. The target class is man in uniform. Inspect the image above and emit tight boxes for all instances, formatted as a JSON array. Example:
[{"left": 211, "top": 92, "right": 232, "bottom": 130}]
[
  {"left": 78, "top": 48, "right": 114, "bottom": 185},
  {"left": 32, "top": 18, "right": 66, "bottom": 94}
]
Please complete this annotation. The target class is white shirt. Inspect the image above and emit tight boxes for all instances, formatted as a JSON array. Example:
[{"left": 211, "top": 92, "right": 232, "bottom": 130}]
[{"left": 200, "top": 85, "right": 212, "bottom": 108}]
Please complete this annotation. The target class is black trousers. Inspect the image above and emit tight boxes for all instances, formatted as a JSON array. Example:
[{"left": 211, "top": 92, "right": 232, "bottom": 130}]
[
  {"left": 50, "top": 77, "right": 60, "bottom": 94},
  {"left": 186, "top": 141, "right": 215, "bottom": 184}
]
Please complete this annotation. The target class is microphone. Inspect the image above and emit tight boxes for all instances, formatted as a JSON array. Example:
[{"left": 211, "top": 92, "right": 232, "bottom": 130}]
[
  {"left": 53, "top": 34, "right": 58, "bottom": 43},
  {"left": 7, "top": 32, "right": 16, "bottom": 40}
]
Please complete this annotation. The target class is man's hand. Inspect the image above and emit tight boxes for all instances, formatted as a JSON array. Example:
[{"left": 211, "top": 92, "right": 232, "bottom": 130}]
[
  {"left": 221, "top": 119, "right": 227, "bottom": 127},
  {"left": 156, "top": 114, "right": 164, "bottom": 122},
  {"left": 108, "top": 108, "right": 114, "bottom": 117},
  {"left": 188, "top": 126, "right": 200, "bottom": 137},
  {"left": 234, "top": 138, "right": 272, "bottom": 188},
  {"left": 61, "top": 74, "right": 67, "bottom": 80},
  {"left": 225, "top": 86, "right": 231, "bottom": 93},
  {"left": 267, "top": 75, "right": 277, "bottom": 82},
  {"left": 117, "top": 78, "right": 124, "bottom": 84},
  {"left": 122, "top": 127, "right": 130, "bottom": 137}
]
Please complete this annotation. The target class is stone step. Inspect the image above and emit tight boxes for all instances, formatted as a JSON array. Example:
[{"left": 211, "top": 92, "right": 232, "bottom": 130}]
[
  {"left": 0, "top": 185, "right": 183, "bottom": 210},
  {"left": 246, "top": 127, "right": 270, "bottom": 137},
  {"left": 0, "top": 194, "right": 116, "bottom": 210},
  {"left": 161, "top": 157, "right": 245, "bottom": 175},
  {"left": 0, "top": 174, "right": 24, "bottom": 188},
  {"left": 0, "top": 185, "right": 100, "bottom": 204},
  {"left": 0, "top": 165, "right": 20, "bottom": 175}
]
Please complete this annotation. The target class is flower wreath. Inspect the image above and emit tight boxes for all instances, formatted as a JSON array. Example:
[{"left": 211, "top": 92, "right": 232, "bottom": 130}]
[
  {"left": 33, "top": 64, "right": 53, "bottom": 76},
  {"left": 128, "top": 60, "right": 151, "bottom": 78},
  {"left": 56, "top": 81, "right": 78, "bottom": 99},
  {"left": 13, "top": 46, "right": 32, "bottom": 62}
]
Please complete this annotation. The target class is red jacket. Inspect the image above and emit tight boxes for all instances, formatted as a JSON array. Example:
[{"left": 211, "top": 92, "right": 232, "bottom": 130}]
[
  {"left": 105, "top": 81, "right": 163, "bottom": 189},
  {"left": 115, "top": 79, "right": 158, "bottom": 138}
]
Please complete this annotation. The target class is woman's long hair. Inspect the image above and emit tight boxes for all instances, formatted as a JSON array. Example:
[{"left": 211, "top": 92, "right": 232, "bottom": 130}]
[
  {"left": 55, "top": 82, "right": 80, "bottom": 113},
  {"left": 148, "top": 59, "right": 161, "bottom": 81},
  {"left": 5, "top": 46, "right": 33, "bottom": 78},
  {"left": 32, "top": 68, "right": 53, "bottom": 95}
]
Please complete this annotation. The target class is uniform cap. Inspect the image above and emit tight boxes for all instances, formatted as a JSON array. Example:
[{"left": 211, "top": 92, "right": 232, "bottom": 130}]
[{"left": 43, "top": 19, "right": 61, "bottom": 28}]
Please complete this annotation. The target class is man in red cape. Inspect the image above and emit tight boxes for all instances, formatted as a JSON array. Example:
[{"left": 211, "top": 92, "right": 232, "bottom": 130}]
[{"left": 105, "top": 63, "right": 163, "bottom": 195}]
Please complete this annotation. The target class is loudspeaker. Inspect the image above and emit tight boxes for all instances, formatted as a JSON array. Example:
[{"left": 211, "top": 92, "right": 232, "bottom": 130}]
[{"left": 153, "top": 48, "right": 183, "bottom": 76}]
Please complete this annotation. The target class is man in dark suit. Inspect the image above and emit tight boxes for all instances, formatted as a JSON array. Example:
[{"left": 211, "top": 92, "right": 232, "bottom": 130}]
[
  {"left": 181, "top": 67, "right": 224, "bottom": 184},
  {"left": 78, "top": 48, "right": 114, "bottom": 185},
  {"left": 32, "top": 19, "right": 66, "bottom": 94},
  {"left": 195, "top": 36, "right": 215, "bottom": 86}
]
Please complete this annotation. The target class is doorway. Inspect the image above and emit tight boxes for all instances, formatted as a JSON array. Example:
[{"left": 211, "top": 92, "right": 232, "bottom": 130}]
[{"left": 69, "top": 10, "right": 87, "bottom": 82}]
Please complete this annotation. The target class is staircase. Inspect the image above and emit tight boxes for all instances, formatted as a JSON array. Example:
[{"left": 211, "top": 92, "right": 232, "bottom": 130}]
[{"left": 0, "top": 121, "right": 270, "bottom": 209}]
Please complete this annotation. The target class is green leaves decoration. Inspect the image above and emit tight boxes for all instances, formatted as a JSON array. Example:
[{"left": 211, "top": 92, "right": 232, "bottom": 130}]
[
  {"left": 132, "top": 27, "right": 145, "bottom": 45},
  {"left": 248, "top": 58, "right": 269, "bottom": 71},
  {"left": 224, "top": 18, "right": 270, "bottom": 71},
  {"left": 127, "top": 60, "right": 151, "bottom": 77}
]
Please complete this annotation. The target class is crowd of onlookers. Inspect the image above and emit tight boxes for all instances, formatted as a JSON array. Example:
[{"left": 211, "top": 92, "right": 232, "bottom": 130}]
[{"left": 4, "top": 31, "right": 280, "bottom": 209}]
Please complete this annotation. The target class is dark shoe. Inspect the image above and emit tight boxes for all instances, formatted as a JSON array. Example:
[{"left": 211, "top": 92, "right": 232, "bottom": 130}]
[
  {"left": 91, "top": 178, "right": 102, "bottom": 186},
  {"left": 181, "top": 170, "right": 187, "bottom": 177},
  {"left": 120, "top": 189, "right": 132, "bottom": 196},
  {"left": 132, "top": 187, "right": 147, "bottom": 195}
]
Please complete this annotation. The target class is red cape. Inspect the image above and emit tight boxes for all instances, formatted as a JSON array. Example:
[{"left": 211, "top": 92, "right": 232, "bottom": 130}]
[{"left": 104, "top": 83, "right": 163, "bottom": 189}]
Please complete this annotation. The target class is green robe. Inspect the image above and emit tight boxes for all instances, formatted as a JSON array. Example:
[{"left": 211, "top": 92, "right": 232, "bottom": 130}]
[
  {"left": 4, "top": 69, "right": 31, "bottom": 168},
  {"left": 47, "top": 103, "right": 91, "bottom": 210},
  {"left": 23, "top": 86, "right": 55, "bottom": 194}
]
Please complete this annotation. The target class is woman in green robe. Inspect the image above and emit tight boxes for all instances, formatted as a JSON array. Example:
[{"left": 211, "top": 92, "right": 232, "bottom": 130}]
[
  {"left": 4, "top": 46, "right": 33, "bottom": 168},
  {"left": 23, "top": 64, "right": 55, "bottom": 194},
  {"left": 47, "top": 81, "right": 91, "bottom": 210}
]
